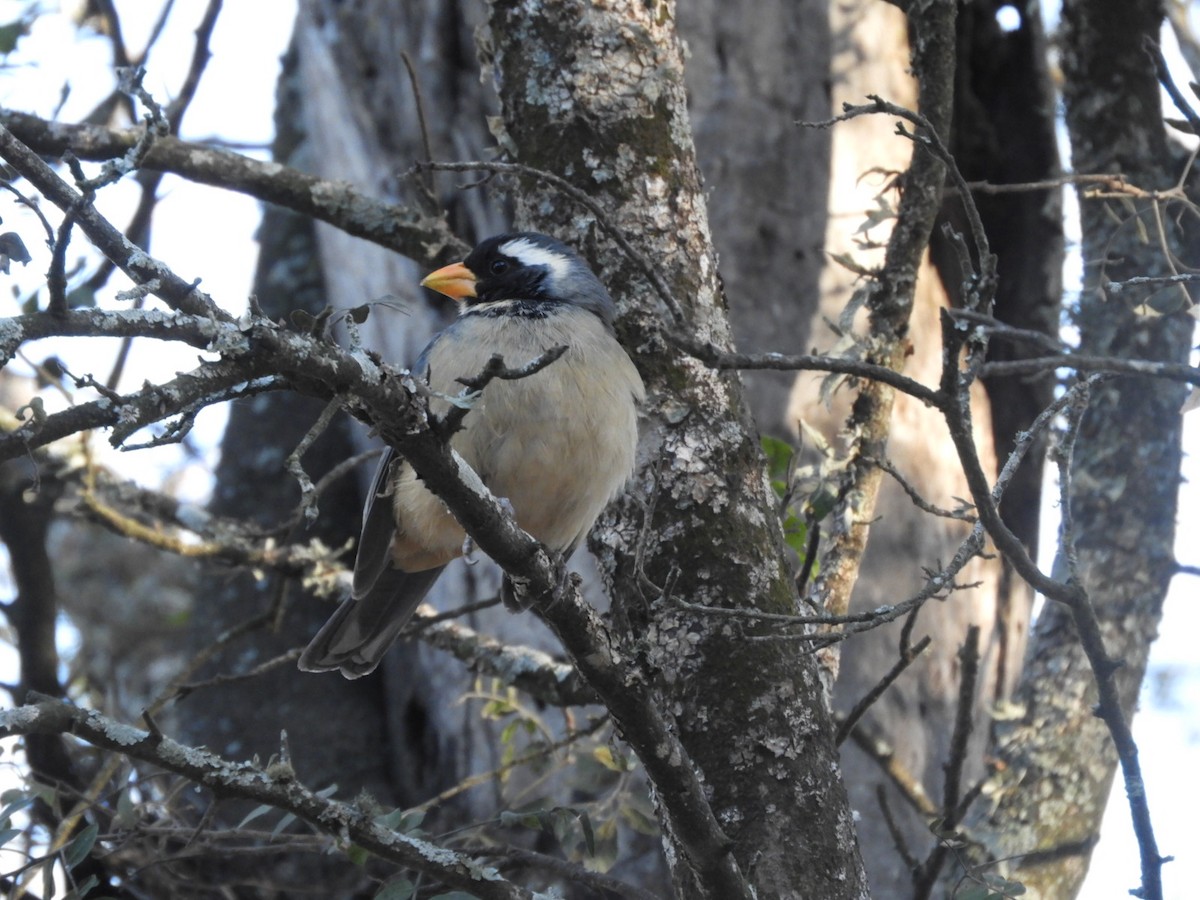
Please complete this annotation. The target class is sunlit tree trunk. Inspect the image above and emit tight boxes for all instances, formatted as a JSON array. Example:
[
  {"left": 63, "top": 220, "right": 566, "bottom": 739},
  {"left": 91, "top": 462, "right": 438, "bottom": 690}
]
[{"left": 965, "top": 2, "right": 1192, "bottom": 896}]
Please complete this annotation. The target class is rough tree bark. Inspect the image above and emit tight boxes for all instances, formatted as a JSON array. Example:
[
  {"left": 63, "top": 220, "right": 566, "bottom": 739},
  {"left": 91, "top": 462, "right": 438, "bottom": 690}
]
[{"left": 482, "top": 2, "right": 868, "bottom": 895}]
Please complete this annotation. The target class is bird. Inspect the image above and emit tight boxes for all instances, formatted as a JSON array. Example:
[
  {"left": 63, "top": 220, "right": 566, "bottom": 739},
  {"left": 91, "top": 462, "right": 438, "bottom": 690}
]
[{"left": 299, "top": 232, "right": 646, "bottom": 678}]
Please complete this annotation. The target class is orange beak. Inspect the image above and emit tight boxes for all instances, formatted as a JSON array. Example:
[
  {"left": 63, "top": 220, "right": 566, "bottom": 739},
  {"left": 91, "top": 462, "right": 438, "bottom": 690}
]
[{"left": 420, "top": 261, "right": 477, "bottom": 301}]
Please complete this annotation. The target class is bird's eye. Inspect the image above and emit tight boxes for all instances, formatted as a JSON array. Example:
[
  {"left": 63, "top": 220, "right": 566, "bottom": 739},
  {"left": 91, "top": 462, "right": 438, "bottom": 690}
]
[{"left": 489, "top": 259, "right": 509, "bottom": 275}]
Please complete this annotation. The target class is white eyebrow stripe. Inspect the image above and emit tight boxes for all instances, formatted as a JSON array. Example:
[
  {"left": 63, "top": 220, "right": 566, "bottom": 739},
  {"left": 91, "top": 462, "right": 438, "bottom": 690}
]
[{"left": 499, "top": 238, "right": 573, "bottom": 283}]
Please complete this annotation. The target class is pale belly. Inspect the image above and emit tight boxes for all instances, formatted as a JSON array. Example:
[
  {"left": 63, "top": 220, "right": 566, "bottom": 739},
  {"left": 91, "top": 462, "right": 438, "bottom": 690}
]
[{"left": 388, "top": 307, "right": 642, "bottom": 570}]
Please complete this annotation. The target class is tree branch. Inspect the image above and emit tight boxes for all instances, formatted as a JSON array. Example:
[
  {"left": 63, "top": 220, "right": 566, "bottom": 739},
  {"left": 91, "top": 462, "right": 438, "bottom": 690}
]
[
  {"left": 2, "top": 271, "right": 734, "bottom": 900},
  {"left": 0, "top": 111, "right": 468, "bottom": 263},
  {"left": 0, "top": 123, "right": 224, "bottom": 318},
  {"left": 0, "top": 699, "right": 533, "bottom": 900}
]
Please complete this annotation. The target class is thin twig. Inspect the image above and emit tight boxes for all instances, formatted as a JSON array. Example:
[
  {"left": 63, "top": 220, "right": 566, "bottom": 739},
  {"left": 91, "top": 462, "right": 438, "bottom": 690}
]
[
  {"left": 408, "top": 716, "right": 609, "bottom": 815},
  {"left": 0, "top": 122, "right": 223, "bottom": 318},
  {"left": 284, "top": 398, "right": 344, "bottom": 525},
  {"left": 165, "top": 0, "right": 223, "bottom": 128},
  {"left": 1106, "top": 272, "right": 1200, "bottom": 293},
  {"left": 45, "top": 213, "right": 76, "bottom": 316},
  {"left": 437, "top": 346, "right": 568, "bottom": 437},
  {"left": 836, "top": 635, "right": 932, "bottom": 746},
  {"left": 877, "top": 785, "right": 920, "bottom": 875},
  {"left": 401, "top": 50, "right": 438, "bottom": 205},
  {"left": 482, "top": 842, "right": 663, "bottom": 900},
  {"left": 948, "top": 308, "right": 1068, "bottom": 354},
  {"left": 912, "top": 626, "right": 980, "bottom": 900},
  {"left": 942, "top": 626, "right": 981, "bottom": 828},
  {"left": 174, "top": 649, "right": 303, "bottom": 698},
  {"left": 0, "top": 699, "right": 533, "bottom": 899},
  {"left": 671, "top": 333, "right": 941, "bottom": 406},
  {"left": 843, "top": 724, "right": 938, "bottom": 819},
  {"left": 868, "top": 455, "right": 976, "bottom": 522},
  {"left": 1148, "top": 37, "right": 1200, "bottom": 137}
]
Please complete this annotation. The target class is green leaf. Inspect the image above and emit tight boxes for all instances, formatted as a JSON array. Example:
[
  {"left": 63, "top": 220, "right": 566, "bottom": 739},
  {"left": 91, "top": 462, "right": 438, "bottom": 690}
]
[
  {"left": 63, "top": 874, "right": 98, "bottom": 899},
  {"left": 584, "top": 817, "right": 620, "bottom": 873},
  {"left": 346, "top": 843, "right": 369, "bottom": 866},
  {"left": 398, "top": 809, "right": 425, "bottom": 833},
  {"left": 62, "top": 822, "right": 99, "bottom": 870},
  {"left": 592, "top": 745, "right": 623, "bottom": 772},
  {"left": 618, "top": 798, "right": 660, "bottom": 836},
  {"left": 374, "top": 807, "right": 405, "bottom": 830},
  {"left": 497, "top": 809, "right": 531, "bottom": 829},
  {"left": 499, "top": 719, "right": 520, "bottom": 745},
  {"left": 113, "top": 787, "right": 137, "bottom": 830},
  {"left": 0, "top": 231, "right": 31, "bottom": 268},
  {"left": 1138, "top": 288, "right": 1191, "bottom": 316},
  {"left": 782, "top": 515, "right": 809, "bottom": 555},
  {"left": 0, "top": 827, "right": 21, "bottom": 846},
  {"left": 978, "top": 872, "right": 1026, "bottom": 896},
  {"left": 290, "top": 309, "right": 316, "bottom": 331},
  {"left": 760, "top": 435, "right": 794, "bottom": 486},
  {"left": 806, "top": 486, "right": 839, "bottom": 522},
  {"left": 373, "top": 877, "right": 414, "bottom": 900},
  {"left": 0, "top": 19, "right": 30, "bottom": 56},
  {"left": 41, "top": 857, "right": 54, "bottom": 900}
]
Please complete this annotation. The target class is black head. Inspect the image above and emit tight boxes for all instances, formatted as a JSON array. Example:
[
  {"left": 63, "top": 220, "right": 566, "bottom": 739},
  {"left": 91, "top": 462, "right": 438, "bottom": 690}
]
[{"left": 461, "top": 233, "right": 617, "bottom": 327}]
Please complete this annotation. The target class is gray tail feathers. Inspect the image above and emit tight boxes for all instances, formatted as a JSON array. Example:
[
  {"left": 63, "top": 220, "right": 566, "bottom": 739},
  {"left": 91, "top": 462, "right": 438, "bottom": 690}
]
[{"left": 298, "top": 566, "right": 445, "bottom": 679}]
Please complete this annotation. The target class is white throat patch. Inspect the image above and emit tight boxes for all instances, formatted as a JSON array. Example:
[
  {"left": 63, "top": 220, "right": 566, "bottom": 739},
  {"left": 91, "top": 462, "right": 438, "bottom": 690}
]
[{"left": 499, "top": 237, "right": 573, "bottom": 284}]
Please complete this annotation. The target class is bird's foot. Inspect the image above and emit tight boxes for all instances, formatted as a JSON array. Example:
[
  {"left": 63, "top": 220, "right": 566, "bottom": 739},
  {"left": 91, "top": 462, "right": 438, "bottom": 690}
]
[
  {"left": 433, "top": 386, "right": 482, "bottom": 410},
  {"left": 501, "top": 565, "right": 575, "bottom": 613}
]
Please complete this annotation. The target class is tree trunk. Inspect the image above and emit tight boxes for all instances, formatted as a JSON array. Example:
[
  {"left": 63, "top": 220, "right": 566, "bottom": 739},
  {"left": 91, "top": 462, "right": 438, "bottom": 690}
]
[
  {"left": 482, "top": 1, "right": 867, "bottom": 895},
  {"left": 965, "top": 1, "right": 1191, "bottom": 896}
]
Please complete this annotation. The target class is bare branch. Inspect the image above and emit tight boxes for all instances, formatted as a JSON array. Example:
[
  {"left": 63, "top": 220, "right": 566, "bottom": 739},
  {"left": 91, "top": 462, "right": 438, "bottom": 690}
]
[
  {"left": 867, "top": 455, "right": 976, "bottom": 522},
  {"left": 670, "top": 333, "right": 941, "bottom": 405},
  {"left": 842, "top": 725, "right": 938, "bottom": 819},
  {"left": 978, "top": 354, "right": 1200, "bottom": 385},
  {"left": 1148, "top": 37, "right": 1200, "bottom": 137},
  {"left": 483, "top": 843, "right": 665, "bottom": 900},
  {"left": 0, "top": 111, "right": 468, "bottom": 262},
  {"left": 284, "top": 399, "right": 344, "bottom": 525},
  {"left": 3, "top": 272, "right": 731, "bottom": 899},
  {"left": 165, "top": 0, "right": 224, "bottom": 129},
  {"left": 0, "top": 123, "right": 223, "bottom": 318},
  {"left": 835, "top": 635, "right": 932, "bottom": 746},
  {"left": 0, "top": 699, "right": 533, "bottom": 899},
  {"left": 412, "top": 610, "right": 595, "bottom": 707}
]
